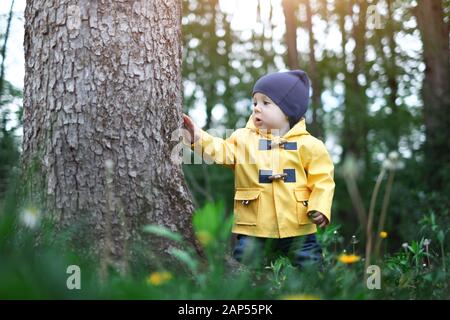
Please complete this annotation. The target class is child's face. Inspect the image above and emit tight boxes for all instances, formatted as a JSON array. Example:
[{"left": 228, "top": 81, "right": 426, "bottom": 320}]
[{"left": 252, "top": 92, "right": 289, "bottom": 131}]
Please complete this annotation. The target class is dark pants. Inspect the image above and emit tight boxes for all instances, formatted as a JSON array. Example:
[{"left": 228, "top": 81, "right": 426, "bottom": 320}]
[{"left": 232, "top": 233, "right": 323, "bottom": 269}]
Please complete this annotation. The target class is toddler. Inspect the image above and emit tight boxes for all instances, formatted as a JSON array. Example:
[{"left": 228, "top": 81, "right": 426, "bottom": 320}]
[{"left": 183, "top": 70, "right": 335, "bottom": 269}]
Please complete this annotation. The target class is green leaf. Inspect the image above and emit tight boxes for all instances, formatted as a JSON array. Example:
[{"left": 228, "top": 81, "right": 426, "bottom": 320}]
[
  {"left": 192, "top": 202, "right": 223, "bottom": 235},
  {"left": 168, "top": 247, "right": 198, "bottom": 272},
  {"left": 142, "top": 224, "right": 183, "bottom": 243}
]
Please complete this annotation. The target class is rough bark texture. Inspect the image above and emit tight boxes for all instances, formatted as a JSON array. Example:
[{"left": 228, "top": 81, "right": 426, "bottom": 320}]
[{"left": 22, "top": 0, "right": 200, "bottom": 268}]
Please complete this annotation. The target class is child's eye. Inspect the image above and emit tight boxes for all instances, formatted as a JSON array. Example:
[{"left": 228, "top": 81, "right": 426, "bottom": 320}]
[
  {"left": 263, "top": 101, "right": 269, "bottom": 105},
  {"left": 253, "top": 102, "right": 257, "bottom": 106}
]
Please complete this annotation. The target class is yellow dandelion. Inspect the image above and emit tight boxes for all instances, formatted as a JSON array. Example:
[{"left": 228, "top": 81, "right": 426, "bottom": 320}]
[
  {"left": 338, "top": 253, "right": 361, "bottom": 264},
  {"left": 196, "top": 230, "right": 213, "bottom": 247},
  {"left": 280, "top": 294, "right": 320, "bottom": 300},
  {"left": 147, "top": 271, "right": 173, "bottom": 286},
  {"left": 379, "top": 231, "right": 388, "bottom": 239}
]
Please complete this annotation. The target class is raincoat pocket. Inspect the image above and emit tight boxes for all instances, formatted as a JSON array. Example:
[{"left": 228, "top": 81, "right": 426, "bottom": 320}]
[
  {"left": 294, "top": 187, "right": 311, "bottom": 225},
  {"left": 234, "top": 188, "right": 262, "bottom": 226}
]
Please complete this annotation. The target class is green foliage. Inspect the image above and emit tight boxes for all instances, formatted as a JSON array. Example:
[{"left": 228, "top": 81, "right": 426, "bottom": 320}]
[
  {"left": 0, "top": 0, "right": 448, "bottom": 300},
  {"left": 142, "top": 224, "right": 184, "bottom": 243},
  {"left": 0, "top": 78, "right": 21, "bottom": 198},
  {"left": 192, "top": 201, "right": 234, "bottom": 252},
  {"left": 1, "top": 178, "right": 448, "bottom": 299}
]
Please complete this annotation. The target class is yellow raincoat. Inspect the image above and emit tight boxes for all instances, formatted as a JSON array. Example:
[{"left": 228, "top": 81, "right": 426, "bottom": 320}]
[{"left": 190, "top": 114, "right": 335, "bottom": 238}]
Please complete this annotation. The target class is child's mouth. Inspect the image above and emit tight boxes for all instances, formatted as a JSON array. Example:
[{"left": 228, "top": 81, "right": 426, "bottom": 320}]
[{"left": 254, "top": 117, "right": 263, "bottom": 125}]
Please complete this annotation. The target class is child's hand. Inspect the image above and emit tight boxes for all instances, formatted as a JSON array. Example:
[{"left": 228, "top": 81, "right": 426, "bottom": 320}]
[
  {"left": 182, "top": 113, "right": 200, "bottom": 144},
  {"left": 308, "top": 211, "right": 329, "bottom": 228}
]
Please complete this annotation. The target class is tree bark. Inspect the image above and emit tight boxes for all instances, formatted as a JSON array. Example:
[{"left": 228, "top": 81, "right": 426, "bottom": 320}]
[
  {"left": 282, "top": 0, "right": 299, "bottom": 69},
  {"left": 22, "top": 0, "right": 200, "bottom": 270},
  {"left": 383, "top": 0, "right": 400, "bottom": 151},
  {"left": 338, "top": 0, "right": 369, "bottom": 168},
  {"left": 415, "top": 0, "right": 450, "bottom": 191},
  {"left": 305, "top": 0, "right": 324, "bottom": 139}
]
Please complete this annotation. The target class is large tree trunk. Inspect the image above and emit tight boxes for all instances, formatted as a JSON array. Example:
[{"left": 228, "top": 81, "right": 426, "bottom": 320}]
[
  {"left": 415, "top": 0, "right": 450, "bottom": 192},
  {"left": 22, "top": 0, "right": 200, "bottom": 270}
]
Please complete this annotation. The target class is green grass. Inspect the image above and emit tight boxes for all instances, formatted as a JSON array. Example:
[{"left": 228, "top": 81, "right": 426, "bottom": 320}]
[{"left": 0, "top": 194, "right": 448, "bottom": 299}]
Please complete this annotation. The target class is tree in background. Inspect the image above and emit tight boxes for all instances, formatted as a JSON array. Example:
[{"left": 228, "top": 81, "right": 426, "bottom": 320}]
[
  {"left": 415, "top": 0, "right": 450, "bottom": 197},
  {"left": 181, "top": 0, "right": 280, "bottom": 211},
  {"left": 0, "top": 0, "right": 21, "bottom": 199}
]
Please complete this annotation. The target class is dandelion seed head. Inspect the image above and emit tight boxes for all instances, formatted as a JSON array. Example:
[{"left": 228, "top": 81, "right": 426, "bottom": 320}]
[
  {"left": 382, "top": 159, "right": 394, "bottom": 170},
  {"left": 383, "top": 151, "right": 404, "bottom": 170},
  {"left": 20, "top": 206, "right": 40, "bottom": 229},
  {"left": 388, "top": 151, "right": 399, "bottom": 161},
  {"left": 341, "top": 154, "right": 362, "bottom": 179}
]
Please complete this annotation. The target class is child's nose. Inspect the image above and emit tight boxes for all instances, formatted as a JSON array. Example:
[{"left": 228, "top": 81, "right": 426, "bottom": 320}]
[{"left": 253, "top": 104, "right": 262, "bottom": 113}]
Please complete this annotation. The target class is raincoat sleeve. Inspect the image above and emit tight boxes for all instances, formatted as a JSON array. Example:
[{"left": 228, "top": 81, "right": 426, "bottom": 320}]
[
  {"left": 305, "top": 140, "right": 335, "bottom": 222},
  {"left": 190, "top": 129, "right": 236, "bottom": 169}
]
